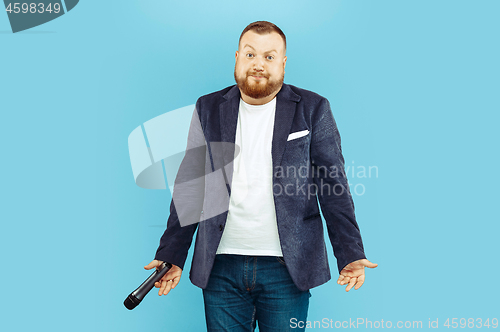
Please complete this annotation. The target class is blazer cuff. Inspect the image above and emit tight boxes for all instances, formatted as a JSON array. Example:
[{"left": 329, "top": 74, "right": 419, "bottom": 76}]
[
  {"left": 337, "top": 252, "right": 367, "bottom": 274},
  {"left": 154, "top": 249, "right": 189, "bottom": 271}
]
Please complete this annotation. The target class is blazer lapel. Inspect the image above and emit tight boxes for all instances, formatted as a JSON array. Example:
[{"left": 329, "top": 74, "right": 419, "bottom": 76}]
[
  {"left": 272, "top": 84, "right": 301, "bottom": 170},
  {"left": 218, "top": 86, "right": 240, "bottom": 181}
]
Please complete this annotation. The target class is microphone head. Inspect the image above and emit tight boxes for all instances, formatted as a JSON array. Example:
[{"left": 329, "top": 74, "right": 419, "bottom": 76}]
[{"left": 124, "top": 294, "right": 141, "bottom": 310}]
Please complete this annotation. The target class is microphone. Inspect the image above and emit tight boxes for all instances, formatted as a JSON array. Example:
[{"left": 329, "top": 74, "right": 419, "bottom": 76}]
[{"left": 124, "top": 261, "right": 173, "bottom": 310}]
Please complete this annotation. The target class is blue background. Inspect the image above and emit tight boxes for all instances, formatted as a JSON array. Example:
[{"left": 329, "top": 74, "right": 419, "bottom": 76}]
[{"left": 1, "top": 0, "right": 499, "bottom": 331}]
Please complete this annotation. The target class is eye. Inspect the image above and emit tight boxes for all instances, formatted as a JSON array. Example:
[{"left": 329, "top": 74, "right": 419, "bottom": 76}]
[
  {"left": 266, "top": 55, "right": 274, "bottom": 60},
  {"left": 246, "top": 53, "right": 254, "bottom": 58}
]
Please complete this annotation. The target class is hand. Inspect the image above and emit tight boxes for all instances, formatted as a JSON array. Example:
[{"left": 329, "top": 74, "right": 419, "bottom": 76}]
[
  {"left": 337, "top": 258, "right": 377, "bottom": 292},
  {"left": 144, "top": 260, "right": 183, "bottom": 296}
]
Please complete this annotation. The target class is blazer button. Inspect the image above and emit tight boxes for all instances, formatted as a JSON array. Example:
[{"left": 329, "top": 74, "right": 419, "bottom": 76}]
[{"left": 219, "top": 225, "right": 223, "bottom": 231}]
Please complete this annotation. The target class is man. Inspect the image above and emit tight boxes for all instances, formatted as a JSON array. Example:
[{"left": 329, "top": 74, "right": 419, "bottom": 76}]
[{"left": 144, "top": 21, "right": 377, "bottom": 331}]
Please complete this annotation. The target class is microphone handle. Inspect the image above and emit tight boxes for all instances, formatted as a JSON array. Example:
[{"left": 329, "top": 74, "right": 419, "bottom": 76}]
[{"left": 133, "top": 262, "right": 172, "bottom": 300}]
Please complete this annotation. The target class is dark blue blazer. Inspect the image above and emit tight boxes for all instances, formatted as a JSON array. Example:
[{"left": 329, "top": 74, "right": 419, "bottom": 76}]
[{"left": 154, "top": 83, "right": 366, "bottom": 291}]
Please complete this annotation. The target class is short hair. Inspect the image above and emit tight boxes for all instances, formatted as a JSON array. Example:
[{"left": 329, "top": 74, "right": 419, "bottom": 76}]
[{"left": 238, "top": 21, "right": 287, "bottom": 51}]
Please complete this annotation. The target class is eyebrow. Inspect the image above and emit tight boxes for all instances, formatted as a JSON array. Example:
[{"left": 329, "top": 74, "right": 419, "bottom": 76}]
[{"left": 242, "top": 44, "right": 278, "bottom": 54}]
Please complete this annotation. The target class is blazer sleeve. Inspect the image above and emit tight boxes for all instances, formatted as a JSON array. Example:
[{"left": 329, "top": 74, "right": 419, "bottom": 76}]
[
  {"left": 310, "top": 98, "right": 367, "bottom": 273},
  {"left": 154, "top": 105, "right": 206, "bottom": 270}
]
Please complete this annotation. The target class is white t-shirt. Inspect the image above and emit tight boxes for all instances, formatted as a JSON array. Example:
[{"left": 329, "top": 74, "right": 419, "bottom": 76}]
[{"left": 216, "top": 97, "right": 283, "bottom": 256}]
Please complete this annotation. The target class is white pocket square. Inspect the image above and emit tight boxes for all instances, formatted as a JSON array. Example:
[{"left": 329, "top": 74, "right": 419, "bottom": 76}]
[{"left": 287, "top": 129, "right": 310, "bottom": 141}]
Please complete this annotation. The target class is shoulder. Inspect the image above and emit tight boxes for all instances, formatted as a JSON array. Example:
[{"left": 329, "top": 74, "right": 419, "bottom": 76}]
[
  {"left": 196, "top": 85, "right": 236, "bottom": 108},
  {"left": 284, "top": 84, "right": 329, "bottom": 104},
  {"left": 283, "top": 84, "right": 331, "bottom": 118},
  {"left": 192, "top": 85, "right": 236, "bottom": 122},
  {"left": 283, "top": 84, "right": 335, "bottom": 131}
]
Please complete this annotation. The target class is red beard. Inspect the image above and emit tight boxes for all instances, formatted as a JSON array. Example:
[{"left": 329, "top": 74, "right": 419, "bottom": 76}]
[{"left": 234, "top": 69, "right": 284, "bottom": 99}]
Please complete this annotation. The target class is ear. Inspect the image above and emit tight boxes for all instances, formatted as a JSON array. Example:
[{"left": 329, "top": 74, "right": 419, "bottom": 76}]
[
  {"left": 235, "top": 51, "right": 238, "bottom": 61},
  {"left": 283, "top": 55, "right": 287, "bottom": 72}
]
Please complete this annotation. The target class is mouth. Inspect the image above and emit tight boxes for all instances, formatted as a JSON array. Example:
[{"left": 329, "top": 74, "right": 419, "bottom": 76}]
[
  {"left": 249, "top": 75, "right": 267, "bottom": 80},
  {"left": 249, "top": 72, "right": 267, "bottom": 77}
]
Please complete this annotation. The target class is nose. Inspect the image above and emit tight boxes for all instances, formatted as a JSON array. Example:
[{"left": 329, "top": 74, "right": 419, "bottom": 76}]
[{"left": 253, "top": 56, "right": 264, "bottom": 72}]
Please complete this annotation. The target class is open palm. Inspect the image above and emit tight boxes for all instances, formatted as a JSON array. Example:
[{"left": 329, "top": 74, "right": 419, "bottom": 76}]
[{"left": 337, "top": 258, "right": 377, "bottom": 292}]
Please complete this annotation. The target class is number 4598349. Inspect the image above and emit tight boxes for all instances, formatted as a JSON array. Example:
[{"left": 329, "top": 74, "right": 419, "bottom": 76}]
[
  {"left": 443, "top": 318, "right": 498, "bottom": 328},
  {"left": 5, "top": 3, "right": 61, "bottom": 14}
]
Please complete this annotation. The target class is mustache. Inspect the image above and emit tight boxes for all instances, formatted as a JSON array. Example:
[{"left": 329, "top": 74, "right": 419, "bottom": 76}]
[{"left": 247, "top": 72, "right": 269, "bottom": 78}]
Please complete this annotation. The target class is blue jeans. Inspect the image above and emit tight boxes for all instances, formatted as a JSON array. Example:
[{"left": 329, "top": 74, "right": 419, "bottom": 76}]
[{"left": 202, "top": 254, "right": 311, "bottom": 331}]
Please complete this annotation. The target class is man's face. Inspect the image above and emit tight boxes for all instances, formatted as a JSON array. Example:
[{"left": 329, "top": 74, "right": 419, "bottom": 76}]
[{"left": 234, "top": 31, "right": 287, "bottom": 102}]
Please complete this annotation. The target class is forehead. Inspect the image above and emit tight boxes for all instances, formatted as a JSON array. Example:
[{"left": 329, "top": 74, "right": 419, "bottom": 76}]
[{"left": 239, "top": 31, "right": 285, "bottom": 54}]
